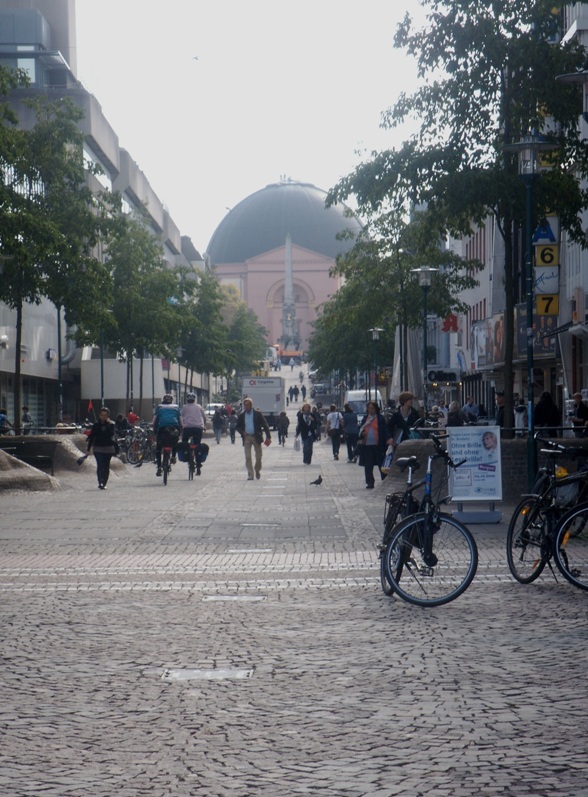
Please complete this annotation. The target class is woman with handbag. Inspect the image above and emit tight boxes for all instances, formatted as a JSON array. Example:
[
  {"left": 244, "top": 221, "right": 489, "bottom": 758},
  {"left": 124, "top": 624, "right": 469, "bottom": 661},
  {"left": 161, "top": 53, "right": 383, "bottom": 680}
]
[
  {"left": 295, "top": 403, "right": 318, "bottom": 465},
  {"left": 325, "top": 404, "right": 344, "bottom": 461},
  {"left": 358, "top": 401, "right": 389, "bottom": 489}
]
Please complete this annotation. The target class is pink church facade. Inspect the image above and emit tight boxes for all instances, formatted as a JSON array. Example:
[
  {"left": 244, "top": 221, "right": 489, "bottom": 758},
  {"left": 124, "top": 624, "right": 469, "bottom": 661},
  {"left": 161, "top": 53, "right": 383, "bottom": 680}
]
[
  {"left": 213, "top": 243, "right": 339, "bottom": 352},
  {"left": 205, "top": 181, "right": 361, "bottom": 353}
]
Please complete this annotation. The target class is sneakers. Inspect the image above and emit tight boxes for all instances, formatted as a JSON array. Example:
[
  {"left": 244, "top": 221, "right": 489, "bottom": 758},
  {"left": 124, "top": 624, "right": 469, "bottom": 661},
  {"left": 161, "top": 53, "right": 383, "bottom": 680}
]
[
  {"left": 156, "top": 468, "right": 162, "bottom": 477},
  {"left": 171, "top": 456, "right": 177, "bottom": 465},
  {"left": 247, "top": 476, "right": 254, "bottom": 480},
  {"left": 256, "top": 472, "right": 261, "bottom": 479}
]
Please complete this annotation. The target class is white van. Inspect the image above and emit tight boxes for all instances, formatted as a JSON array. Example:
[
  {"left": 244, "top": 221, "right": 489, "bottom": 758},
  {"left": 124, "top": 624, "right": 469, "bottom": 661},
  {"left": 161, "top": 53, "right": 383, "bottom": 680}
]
[{"left": 344, "top": 390, "right": 384, "bottom": 418}]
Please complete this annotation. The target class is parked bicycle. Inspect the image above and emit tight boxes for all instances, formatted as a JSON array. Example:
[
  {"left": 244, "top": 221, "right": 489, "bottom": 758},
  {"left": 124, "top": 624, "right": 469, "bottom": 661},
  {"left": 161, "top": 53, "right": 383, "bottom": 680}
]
[
  {"left": 381, "top": 433, "right": 478, "bottom": 607},
  {"left": 379, "top": 455, "right": 425, "bottom": 595},
  {"left": 506, "top": 437, "right": 588, "bottom": 586}
]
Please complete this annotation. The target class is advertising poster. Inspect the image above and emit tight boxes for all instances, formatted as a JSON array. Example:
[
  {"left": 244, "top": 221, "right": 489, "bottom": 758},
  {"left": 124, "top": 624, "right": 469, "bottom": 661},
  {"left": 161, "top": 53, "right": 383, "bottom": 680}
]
[{"left": 447, "top": 426, "right": 503, "bottom": 502}]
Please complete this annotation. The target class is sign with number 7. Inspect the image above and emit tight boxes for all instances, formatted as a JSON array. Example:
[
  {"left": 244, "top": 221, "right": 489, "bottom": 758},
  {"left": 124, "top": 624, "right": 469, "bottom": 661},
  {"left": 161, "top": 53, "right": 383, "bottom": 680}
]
[{"left": 536, "top": 294, "right": 559, "bottom": 316}]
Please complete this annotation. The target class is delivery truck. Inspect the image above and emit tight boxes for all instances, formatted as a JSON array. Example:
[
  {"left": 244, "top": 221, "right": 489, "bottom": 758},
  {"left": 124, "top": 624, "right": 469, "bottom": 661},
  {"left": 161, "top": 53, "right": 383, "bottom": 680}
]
[{"left": 242, "top": 377, "right": 286, "bottom": 430}]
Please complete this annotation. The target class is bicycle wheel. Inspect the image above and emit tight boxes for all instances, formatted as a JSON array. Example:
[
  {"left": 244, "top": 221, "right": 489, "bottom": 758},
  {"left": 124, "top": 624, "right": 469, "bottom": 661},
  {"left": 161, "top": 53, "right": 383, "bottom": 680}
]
[
  {"left": 384, "top": 512, "right": 478, "bottom": 607},
  {"left": 188, "top": 453, "right": 195, "bottom": 480},
  {"left": 506, "top": 496, "right": 548, "bottom": 583},
  {"left": 380, "top": 494, "right": 405, "bottom": 595},
  {"left": 163, "top": 452, "right": 169, "bottom": 486},
  {"left": 553, "top": 503, "right": 588, "bottom": 591},
  {"left": 126, "top": 438, "right": 144, "bottom": 466}
]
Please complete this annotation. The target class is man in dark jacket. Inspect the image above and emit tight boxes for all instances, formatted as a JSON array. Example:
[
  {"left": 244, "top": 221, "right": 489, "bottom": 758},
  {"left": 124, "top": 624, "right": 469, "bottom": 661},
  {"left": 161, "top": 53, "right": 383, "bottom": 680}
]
[{"left": 236, "top": 398, "right": 271, "bottom": 480}]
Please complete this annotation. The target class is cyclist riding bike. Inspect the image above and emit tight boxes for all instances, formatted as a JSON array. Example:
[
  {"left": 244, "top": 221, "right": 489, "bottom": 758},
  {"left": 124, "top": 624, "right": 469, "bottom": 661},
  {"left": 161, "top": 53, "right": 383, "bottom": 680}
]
[
  {"left": 181, "top": 392, "right": 207, "bottom": 446},
  {"left": 153, "top": 393, "right": 182, "bottom": 477}
]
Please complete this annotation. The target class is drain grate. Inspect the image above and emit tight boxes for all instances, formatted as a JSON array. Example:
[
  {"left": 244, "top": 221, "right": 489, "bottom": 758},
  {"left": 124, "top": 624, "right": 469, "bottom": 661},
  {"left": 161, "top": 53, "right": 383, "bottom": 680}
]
[{"left": 162, "top": 668, "right": 254, "bottom": 681}]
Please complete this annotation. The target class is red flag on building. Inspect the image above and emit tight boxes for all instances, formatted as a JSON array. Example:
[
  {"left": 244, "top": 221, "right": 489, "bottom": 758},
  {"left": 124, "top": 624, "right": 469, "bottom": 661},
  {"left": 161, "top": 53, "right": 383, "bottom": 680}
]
[{"left": 87, "top": 399, "right": 93, "bottom": 413}]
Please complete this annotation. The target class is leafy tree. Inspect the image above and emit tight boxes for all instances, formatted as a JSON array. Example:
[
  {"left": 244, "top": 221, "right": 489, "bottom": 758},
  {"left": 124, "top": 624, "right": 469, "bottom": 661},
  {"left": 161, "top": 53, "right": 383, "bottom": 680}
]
[
  {"left": 327, "top": 1, "right": 588, "bottom": 429},
  {"left": 180, "top": 271, "right": 228, "bottom": 380},
  {"left": 0, "top": 88, "right": 115, "bottom": 430},
  {"left": 308, "top": 212, "right": 480, "bottom": 378},
  {"left": 99, "top": 212, "right": 186, "bottom": 410}
]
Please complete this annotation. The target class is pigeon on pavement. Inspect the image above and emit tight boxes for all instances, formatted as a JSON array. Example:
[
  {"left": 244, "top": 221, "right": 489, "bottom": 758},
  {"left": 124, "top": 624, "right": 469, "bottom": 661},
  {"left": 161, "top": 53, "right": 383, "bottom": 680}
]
[{"left": 310, "top": 475, "right": 323, "bottom": 485}]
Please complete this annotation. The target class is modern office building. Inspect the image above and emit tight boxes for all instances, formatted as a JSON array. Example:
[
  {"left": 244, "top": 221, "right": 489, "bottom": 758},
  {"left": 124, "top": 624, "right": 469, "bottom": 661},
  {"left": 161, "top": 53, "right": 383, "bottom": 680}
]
[{"left": 0, "top": 0, "right": 207, "bottom": 425}]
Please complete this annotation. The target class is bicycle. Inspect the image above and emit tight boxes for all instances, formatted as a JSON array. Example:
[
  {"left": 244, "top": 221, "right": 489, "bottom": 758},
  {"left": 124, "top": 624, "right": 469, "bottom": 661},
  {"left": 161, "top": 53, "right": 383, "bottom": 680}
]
[
  {"left": 382, "top": 433, "right": 478, "bottom": 607},
  {"left": 506, "top": 438, "right": 588, "bottom": 585},
  {"left": 185, "top": 438, "right": 209, "bottom": 480},
  {"left": 379, "top": 455, "right": 424, "bottom": 595},
  {"left": 552, "top": 501, "right": 588, "bottom": 592}
]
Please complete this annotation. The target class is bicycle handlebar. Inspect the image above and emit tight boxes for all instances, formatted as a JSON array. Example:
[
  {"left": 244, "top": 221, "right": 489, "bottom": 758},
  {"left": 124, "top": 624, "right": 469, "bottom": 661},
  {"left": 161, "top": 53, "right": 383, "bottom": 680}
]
[
  {"left": 429, "top": 433, "right": 466, "bottom": 470},
  {"left": 535, "top": 437, "right": 588, "bottom": 459}
]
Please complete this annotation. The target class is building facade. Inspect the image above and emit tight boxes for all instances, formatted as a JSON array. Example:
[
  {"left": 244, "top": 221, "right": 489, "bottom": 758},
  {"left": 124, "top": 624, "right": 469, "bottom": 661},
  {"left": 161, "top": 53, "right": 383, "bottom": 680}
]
[
  {"left": 206, "top": 180, "right": 362, "bottom": 354},
  {"left": 0, "top": 0, "right": 207, "bottom": 426}
]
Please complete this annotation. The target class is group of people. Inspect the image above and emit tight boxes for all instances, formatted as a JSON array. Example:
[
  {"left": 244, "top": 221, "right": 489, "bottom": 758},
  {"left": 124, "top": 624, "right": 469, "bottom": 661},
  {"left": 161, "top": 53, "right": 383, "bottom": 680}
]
[
  {"left": 287, "top": 384, "right": 306, "bottom": 403},
  {"left": 75, "top": 385, "right": 588, "bottom": 492}
]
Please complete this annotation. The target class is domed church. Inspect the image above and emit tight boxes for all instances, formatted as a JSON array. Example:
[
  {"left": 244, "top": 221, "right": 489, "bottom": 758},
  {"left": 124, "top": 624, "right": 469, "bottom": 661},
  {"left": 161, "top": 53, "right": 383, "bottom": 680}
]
[{"left": 205, "top": 180, "right": 362, "bottom": 353}]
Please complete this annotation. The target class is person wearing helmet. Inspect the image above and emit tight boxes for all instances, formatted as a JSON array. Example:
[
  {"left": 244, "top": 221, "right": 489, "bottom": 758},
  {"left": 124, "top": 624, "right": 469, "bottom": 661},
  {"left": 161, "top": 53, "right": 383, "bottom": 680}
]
[
  {"left": 152, "top": 393, "right": 182, "bottom": 476},
  {"left": 181, "top": 392, "right": 207, "bottom": 446}
]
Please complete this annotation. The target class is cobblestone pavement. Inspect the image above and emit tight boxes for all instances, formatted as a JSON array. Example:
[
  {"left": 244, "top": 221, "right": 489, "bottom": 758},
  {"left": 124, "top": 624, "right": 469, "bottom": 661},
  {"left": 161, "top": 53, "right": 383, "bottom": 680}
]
[{"left": 1, "top": 402, "right": 588, "bottom": 796}]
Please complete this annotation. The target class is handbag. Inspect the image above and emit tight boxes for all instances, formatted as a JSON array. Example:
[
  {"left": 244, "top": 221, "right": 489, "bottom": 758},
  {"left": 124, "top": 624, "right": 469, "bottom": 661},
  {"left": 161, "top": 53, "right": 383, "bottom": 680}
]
[
  {"left": 328, "top": 428, "right": 339, "bottom": 438},
  {"left": 294, "top": 437, "right": 301, "bottom": 451},
  {"left": 380, "top": 445, "right": 394, "bottom": 474}
]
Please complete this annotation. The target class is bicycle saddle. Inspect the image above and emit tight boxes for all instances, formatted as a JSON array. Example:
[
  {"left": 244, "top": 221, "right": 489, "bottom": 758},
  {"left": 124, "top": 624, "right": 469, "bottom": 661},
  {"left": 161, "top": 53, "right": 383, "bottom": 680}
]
[{"left": 395, "top": 456, "right": 421, "bottom": 472}]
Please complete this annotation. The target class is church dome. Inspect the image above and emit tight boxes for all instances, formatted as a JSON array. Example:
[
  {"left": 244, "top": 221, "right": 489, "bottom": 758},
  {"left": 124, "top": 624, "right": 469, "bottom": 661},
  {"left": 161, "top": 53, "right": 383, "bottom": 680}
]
[{"left": 205, "top": 181, "right": 362, "bottom": 264}]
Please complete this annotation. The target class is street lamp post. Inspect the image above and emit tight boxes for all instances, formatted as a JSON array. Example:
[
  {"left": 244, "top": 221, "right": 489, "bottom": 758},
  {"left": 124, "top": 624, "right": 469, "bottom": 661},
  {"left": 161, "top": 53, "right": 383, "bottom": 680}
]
[
  {"left": 369, "top": 328, "right": 383, "bottom": 403},
  {"left": 519, "top": 137, "right": 541, "bottom": 490},
  {"left": 412, "top": 267, "right": 438, "bottom": 416}
]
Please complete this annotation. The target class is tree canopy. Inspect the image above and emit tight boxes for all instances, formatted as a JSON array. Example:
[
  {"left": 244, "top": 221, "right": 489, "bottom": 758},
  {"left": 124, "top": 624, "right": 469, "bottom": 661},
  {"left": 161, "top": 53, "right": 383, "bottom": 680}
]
[{"left": 326, "top": 1, "right": 588, "bottom": 419}]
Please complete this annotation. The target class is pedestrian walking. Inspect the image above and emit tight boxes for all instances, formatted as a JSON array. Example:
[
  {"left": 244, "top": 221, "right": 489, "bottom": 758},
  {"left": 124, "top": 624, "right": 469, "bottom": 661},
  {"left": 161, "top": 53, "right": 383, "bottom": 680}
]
[
  {"left": 228, "top": 410, "right": 238, "bottom": 443},
  {"left": 236, "top": 398, "right": 271, "bottom": 480},
  {"left": 212, "top": 408, "right": 224, "bottom": 444},
  {"left": 387, "top": 391, "right": 420, "bottom": 448},
  {"left": 277, "top": 411, "right": 289, "bottom": 446},
  {"left": 325, "top": 404, "right": 344, "bottom": 461},
  {"left": 357, "top": 401, "right": 388, "bottom": 489},
  {"left": 295, "top": 403, "right": 318, "bottom": 465},
  {"left": 293, "top": 385, "right": 299, "bottom": 402},
  {"left": 289, "top": 357, "right": 296, "bottom": 371},
  {"left": 86, "top": 406, "right": 116, "bottom": 490},
  {"left": 288, "top": 386, "right": 294, "bottom": 403},
  {"left": 301, "top": 384, "right": 307, "bottom": 401},
  {"left": 342, "top": 402, "right": 359, "bottom": 462}
]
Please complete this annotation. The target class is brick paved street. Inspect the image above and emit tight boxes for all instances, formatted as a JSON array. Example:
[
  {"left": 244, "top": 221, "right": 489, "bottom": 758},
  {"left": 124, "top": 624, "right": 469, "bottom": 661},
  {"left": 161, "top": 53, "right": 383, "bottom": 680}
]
[{"left": 1, "top": 412, "right": 587, "bottom": 796}]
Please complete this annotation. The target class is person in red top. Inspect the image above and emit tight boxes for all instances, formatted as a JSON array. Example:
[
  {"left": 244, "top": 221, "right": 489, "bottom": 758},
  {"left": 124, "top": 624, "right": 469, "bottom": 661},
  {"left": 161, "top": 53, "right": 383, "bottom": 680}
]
[{"left": 127, "top": 408, "right": 139, "bottom": 426}]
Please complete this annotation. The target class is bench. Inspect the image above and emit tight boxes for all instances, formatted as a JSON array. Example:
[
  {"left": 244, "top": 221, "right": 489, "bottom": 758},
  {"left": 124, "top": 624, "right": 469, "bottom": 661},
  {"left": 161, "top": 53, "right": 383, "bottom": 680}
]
[{"left": 0, "top": 438, "right": 59, "bottom": 476}]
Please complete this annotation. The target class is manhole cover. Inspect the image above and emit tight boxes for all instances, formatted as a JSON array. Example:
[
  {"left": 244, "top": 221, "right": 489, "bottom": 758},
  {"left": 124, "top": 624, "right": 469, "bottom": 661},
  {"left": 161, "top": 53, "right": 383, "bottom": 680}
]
[
  {"left": 162, "top": 668, "right": 253, "bottom": 681},
  {"left": 202, "top": 594, "right": 267, "bottom": 602}
]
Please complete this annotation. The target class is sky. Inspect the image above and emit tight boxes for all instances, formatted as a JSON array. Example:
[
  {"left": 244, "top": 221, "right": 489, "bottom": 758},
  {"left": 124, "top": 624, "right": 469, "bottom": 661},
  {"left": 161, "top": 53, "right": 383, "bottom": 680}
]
[{"left": 74, "top": 0, "right": 425, "bottom": 255}]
